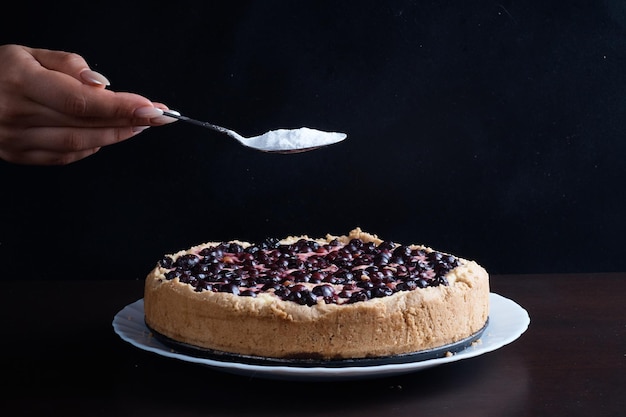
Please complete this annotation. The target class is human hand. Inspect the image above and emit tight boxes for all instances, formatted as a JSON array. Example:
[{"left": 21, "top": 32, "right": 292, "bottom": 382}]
[{"left": 0, "top": 44, "right": 177, "bottom": 165}]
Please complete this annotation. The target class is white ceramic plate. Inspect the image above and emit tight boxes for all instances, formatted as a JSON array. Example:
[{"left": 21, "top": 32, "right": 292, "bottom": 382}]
[{"left": 113, "top": 293, "right": 529, "bottom": 380}]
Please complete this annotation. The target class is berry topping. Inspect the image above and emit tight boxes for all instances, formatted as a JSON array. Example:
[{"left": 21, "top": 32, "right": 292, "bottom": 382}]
[{"left": 159, "top": 236, "right": 461, "bottom": 306}]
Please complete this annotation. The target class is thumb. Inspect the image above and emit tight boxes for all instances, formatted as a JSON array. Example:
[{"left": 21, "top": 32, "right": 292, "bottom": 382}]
[{"left": 27, "top": 47, "right": 111, "bottom": 88}]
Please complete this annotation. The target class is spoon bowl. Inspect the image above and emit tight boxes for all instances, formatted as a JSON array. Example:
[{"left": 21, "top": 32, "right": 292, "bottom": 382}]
[{"left": 162, "top": 110, "right": 347, "bottom": 154}]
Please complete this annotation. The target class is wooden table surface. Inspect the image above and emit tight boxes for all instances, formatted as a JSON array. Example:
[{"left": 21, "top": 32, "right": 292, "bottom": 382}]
[{"left": 2, "top": 273, "right": 624, "bottom": 416}]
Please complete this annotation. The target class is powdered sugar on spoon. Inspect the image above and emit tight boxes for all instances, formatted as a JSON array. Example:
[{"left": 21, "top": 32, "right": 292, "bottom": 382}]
[{"left": 162, "top": 110, "right": 347, "bottom": 154}]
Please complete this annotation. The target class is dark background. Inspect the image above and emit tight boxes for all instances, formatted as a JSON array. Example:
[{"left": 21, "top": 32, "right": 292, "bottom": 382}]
[{"left": 2, "top": 0, "right": 626, "bottom": 279}]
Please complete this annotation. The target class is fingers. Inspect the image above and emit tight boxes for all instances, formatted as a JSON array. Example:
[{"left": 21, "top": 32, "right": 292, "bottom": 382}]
[
  {"left": 5, "top": 45, "right": 178, "bottom": 126},
  {"left": 5, "top": 96, "right": 174, "bottom": 129},
  {"left": 2, "top": 45, "right": 175, "bottom": 123},
  {"left": 80, "top": 70, "right": 110, "bottom": 88},
  {"left": 26, "top": 125, "right": 147, "bottom": 152},
  {"left": 0, "top": 147, "right": 102, "bottom": 166},
  {"left": 23, "top": 71, "right": 151, "bottom": 120},
  {"left": 15, "top": 47, "right": 162, "bottom": 121},
  {"left": 0, "top": 124, "right": 150, "bottom": 165},
  {"left": 0, "top": 45, "right": 178, "bottom": 165},
  {"left": 26, "top": 46, "right": 110, "bottom": 87},
  {"left": 23, "top": 76, "right": 177, "bottom": 126}
]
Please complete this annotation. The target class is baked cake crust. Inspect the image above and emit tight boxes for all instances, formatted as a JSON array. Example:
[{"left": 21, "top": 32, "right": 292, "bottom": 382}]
[{"left": 143, "top": 228, "right": 489, "bottom": 360}]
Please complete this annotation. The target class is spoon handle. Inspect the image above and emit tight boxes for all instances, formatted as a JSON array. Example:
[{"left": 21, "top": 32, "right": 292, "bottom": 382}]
[{"left": 162, "top": 110, "right": 234, "bottom": 137}]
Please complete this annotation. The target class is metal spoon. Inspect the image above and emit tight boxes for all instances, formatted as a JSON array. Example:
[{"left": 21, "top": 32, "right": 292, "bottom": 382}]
[{"left": 162, "top": 110, "right": 347, "bottom": 154}]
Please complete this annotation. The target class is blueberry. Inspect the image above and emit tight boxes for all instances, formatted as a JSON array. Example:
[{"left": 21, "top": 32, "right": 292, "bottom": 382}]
[
  {"left": 194, "top": 280, "right": 212, "bottom": 292},
  {"left": 392, "top": 245, "right": 411, "bottom": 259},
  {"left": 378, "top": 241, "right": 396, "bottom": 251},
  {"left": 333, "top": 269, "right": 354, "bottom": 282},
  {"left": 396, "top": 280, "right": 417, "bottom": 291},
  {"left": 219, "top": 283, "right": 241, "bottom": 295},
  {"left": 427, "top": 251, "right": 443, "bottom": 262},
  {"left": 165, "top": 270, "right": 181, "bottom": 280},
  {"left": 312, "top": 284, "right": 335, "bottom": 298},
  {"left": 199, "top": 247, "right": 223, "bottom": 258},
  {"left": 309, "top": 271, "right": 325, "bottom": 283},
  {"left": 354, "top": 253, "right": 374, "bottom": 266},
  {"left": 417, "top": 278, "right": 429, "bottom": 288},
  {"left": 432, "top": 275, "right": 449, "bottom": 286},
  {"left": 373, "top": 251, "right": 391, "bottom": 266},
  {"left": 259, "top": 237, "right": 280, "bottom": 250},
  {"left": 348, "top": 291, "right": 369, "bottom": 303},
  {"left": 274, "top": 286, "right": 290, "bottom": 299},
  {"left": 288, "top": 287, "right": 317, "bottom": 306},
  {"left": 372, "top": 284, "right": 393, "bottom": 298},
  {"left": 244, "top": 245, "right": 260, "bottom": 254},
  {"left": 175, "top": 254, "right": 200, "bottom": 270},
  {"left": 290, "top": 270, "right": 311, "bottom": 283},
  {"left": 159, "top": 256, "right": 174, "bottom": 269},
  {"left": 338, "top": 289, "right": 352, "bottom": 298},
  {"left": 357, "top": 280, "right": 374, "bottom": 290}
]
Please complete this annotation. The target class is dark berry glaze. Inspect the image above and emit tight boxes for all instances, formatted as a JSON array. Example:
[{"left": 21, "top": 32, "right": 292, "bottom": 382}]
[{"left": 158, "top": 237, "right": 461, "bottom": 306}]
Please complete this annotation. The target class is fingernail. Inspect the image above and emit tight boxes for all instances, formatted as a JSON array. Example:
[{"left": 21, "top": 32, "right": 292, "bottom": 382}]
[
  {"left": 80, "top": 69, "right": 111, "bottom": 86},
  {"left": 132, "top": 126, "right": 151, "bottom": 133},
  {"left": 151, "top": 115, "right": 178, "bottom": 125},
  {"left": 134, "top": 106, "right": 164, "bottom": 118}
]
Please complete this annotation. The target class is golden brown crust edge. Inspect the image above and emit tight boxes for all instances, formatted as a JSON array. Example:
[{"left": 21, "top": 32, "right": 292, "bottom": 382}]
[{"left": 143, "top": 229, "right": 490, "bottom": 359}]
